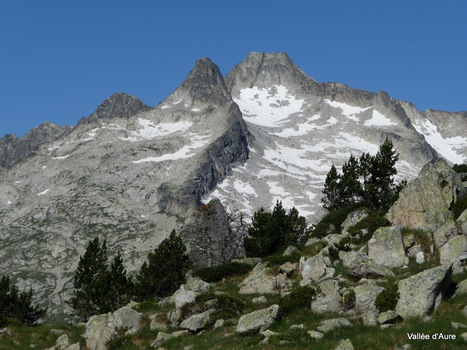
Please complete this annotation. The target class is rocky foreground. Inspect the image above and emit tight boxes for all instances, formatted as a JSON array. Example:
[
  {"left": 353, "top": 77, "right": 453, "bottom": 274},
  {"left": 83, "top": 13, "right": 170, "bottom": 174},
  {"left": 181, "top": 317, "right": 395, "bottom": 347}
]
[{"left": 1, "top": 158, "right": 466, "bottom": 350}]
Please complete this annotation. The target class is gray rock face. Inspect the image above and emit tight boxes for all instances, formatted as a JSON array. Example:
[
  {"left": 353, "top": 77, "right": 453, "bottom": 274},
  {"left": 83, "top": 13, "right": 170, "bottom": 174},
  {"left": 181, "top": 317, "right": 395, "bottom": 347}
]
[
  {"left": 368, "top": 226, "right": 408, "bottom": 268},
  {"left": 180, "top": 309, "right": 215, "bottom": 332},
  {"left": 0, "top": 122, "right": 73, "bottom": 168},
  {"left": 439, "top": 235, "right": 467, "bottom": 265},
  {"left": 387, "top": 159, "right": 465, "bottom": 232},
  {"left": 316, "top": 318, "right": 352, "bottom": 333},
  {"left": 235, "top": 304, "right": 280, "bottom": 335},
  {"left": 0, "top": 58, "right": 250, "bottom": 320},
  {"left": 396, "top": 264, "right": 452, "bottom": 319},
  {"left": 339, "top": 251, "right": 395, "bottom": 279},
  {"left": 311, "top": 279, "right": 341, "bottom": 314},
  {"left": 238, "top": 262, "right": 291, "bottom": 295},
  {"left": 85, "top": 305, "right": 142, "bottom": 350},
  {"left": 78, "top": 92, "right": 151, "bottom": 125}
]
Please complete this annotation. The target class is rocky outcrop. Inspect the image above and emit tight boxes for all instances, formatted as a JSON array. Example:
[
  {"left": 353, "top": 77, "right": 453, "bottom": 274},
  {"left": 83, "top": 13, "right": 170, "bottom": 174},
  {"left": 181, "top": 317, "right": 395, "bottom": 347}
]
[
  {"left": 387, "top": 159, "right": 465, "bottom": 231},
  {"left": 354, "top": 283, "right": 384, "bottom": 326},
  {"left": 84, "top": 305, "right": 142, "bottom": 350},
  {"left": 180, "top": 309, "right": 215, "bottom": 332},
  {"left": 299, "top": 253, "right": 332, "bottom": 285},
  {"left": 235, "top": 304, "right": 280, "bottom": 335},
  {"left": 339, "top": 251, "right": 395, "bottom": 279},
  {"left": 238, "top": 262, "right": 292, "bottom": 295},
  {"left": 396, "top": 264, "right": 452, "bottom": 319},
  {"left": 439, "top": 235, "right": 467, "bottom": 265},
  {"left": 311, "top": 279, "right": 341, "bottom": 314},
  {"left": 0, "top": 122, "right": 73, "bottom": 168},
  {"left": 78, "top": 92, "right": 151, "bottom": 125},
  {"left": 368, "top": 226, "right": 408, "bottom": 268}
]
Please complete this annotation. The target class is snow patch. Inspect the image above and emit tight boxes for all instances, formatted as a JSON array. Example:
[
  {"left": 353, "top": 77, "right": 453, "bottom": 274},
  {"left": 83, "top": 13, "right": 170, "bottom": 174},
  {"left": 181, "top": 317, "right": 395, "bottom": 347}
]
[
  {"left": 234, "top": 85, "right": 304, "bottom": 127},
  {"left": 364, "top": 110, "right": 397, "bottom": 127},
  {"left": 52, "top": 155, "right": 70, "bottom": 160},
  {"left": 325, "top": 100, "right": 370, "bottom": 120},
  {"left": 123, "top": 119, "right": 193, "bottom": 142},
  {"left": 38, "top": 189, "right": 49, "bottom": 196}
]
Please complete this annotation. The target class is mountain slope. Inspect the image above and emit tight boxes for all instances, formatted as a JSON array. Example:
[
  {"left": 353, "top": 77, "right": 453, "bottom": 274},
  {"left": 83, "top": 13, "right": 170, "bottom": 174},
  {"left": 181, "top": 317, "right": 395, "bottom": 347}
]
[
  {"left": 0, "top": 58, "right": 250, "bottom": 320},
  {"left": 205, "top": 52, "right": 439, "bottom": 222}
]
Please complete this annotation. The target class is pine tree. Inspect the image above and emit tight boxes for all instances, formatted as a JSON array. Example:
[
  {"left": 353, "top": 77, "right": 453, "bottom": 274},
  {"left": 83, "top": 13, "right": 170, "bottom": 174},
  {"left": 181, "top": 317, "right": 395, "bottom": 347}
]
[
  {"left": 69, "top": 237, "right": 109, "bottom": 321},
  {"left": 103, "top": 252, "right": 134, "bottom": 312},
  {"left": 135, "top": 230, "right": 191, "bottom": 301},
  {"left": 339, "top": 155, "right": 361, "bottom": 208},
  {"left": 321, "top": 165, "right": 341, "bottom": 211},
  {"left": 244, "top": 207, "right": 272, "bottom": 257}
]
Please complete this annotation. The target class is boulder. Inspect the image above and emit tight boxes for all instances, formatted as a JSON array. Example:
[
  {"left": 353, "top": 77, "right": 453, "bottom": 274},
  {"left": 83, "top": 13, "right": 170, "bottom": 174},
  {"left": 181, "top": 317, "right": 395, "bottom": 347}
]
[
  {"left": 387, "top": 159, "right": 465, "bottom": 232},
  {"left": 354, "top": 283, "right": 384, "bottom": 326},
  {"left": 283, "top": 245, "right": 299, "bottom": 256},
  {"left": 439, "top": 235, "right": 467, "bottom": 265},
  {"left": 311, "top": 279, "right": 341, "bottom": 314},
  {"left": 368, "top": 226, "right": 408, "bottom": 268},
  {"left": 85, "top": 305, "right": 142, "bottom": 350},
  {"left": 396, "top": 264, "right": 452, "bottom": 319},
  {"left": 378, "top": 310, "right": 399, "bottom": 324},
  {"left": 339, "top": 251, "right": 394, "bottom": 279},
  {"left": 307, "top": 330, "right": 324, "bottom": 339},
  {"left": 457, "top": 209, "right": 467, "bottom": 234},
  {"left": 151, "top": 330, "right": 189, "bottom": 348},
  {"left": 279, "top": 262, "right": 298, "bottom": 277},
  {"left": 236, "top": 305, "right": 280, "bottom": 335},
  {"left": 316, "top": 318, "right": 352, "bottom": 333},
  {"left": 149, "top": 313, "right": 169, "bottom": 331},
  {"left": 454, "top": 278, "right": 467, "bottom": 296},
  {"left": 415, "top": 251, "right": 425, "bottom": 264},
  {"left": 239, "top": 262, "right": 291, "bottom": 294},
  {"left": 299, "top": 253, "right": 329, "bottom": 285},
  {"left": 433, "top": 220, "right": 459, "bottom": 248},
  {"left": 335, "top": 339, "right": 354, "bottom": 350},
  {"left": 180, "top": 309, "right": 215, "bottom": 332}
]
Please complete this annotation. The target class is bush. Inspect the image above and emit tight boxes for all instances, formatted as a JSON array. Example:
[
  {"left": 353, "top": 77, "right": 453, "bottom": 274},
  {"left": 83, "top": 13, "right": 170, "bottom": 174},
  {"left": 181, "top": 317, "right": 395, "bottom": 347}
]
[
  {"left": 347, "top": 209, "right": 390, "bottom": 245},
  {"left": 135, "top": 230, "right": 192, "bottom": 301},
  {"left": 451, "top": 193, "right": 467, "bottom": 220},
  {"left": 279, "top": 285, "right": 316, "bottom": 315},
  {"left": 312, "top": 207, "right": 353, "bottom": 238},
  {"left": 453, "top": 163, "right": 467, "bottom": 174},
  {"left": 193, "top": 262, "right": 252, "bottom": 283},
  {"left": 180, "top": 291, "right": 244, "bottom": 324},
  {"left": 375, "top": 282, "right": 399, "bottom": 312}
]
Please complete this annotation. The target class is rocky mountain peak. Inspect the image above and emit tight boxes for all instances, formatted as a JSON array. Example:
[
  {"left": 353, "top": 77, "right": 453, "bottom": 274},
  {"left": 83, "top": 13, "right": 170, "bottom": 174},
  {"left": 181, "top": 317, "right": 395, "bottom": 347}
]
[
  {"left": 78, "top": 92, "right": 151, "bottom": 125},
  {"left": 225, "top": 52, "right": 317, "bottom": 96},
  {"left": 166, "top": 57, "right": 231, "bottom": 106}
]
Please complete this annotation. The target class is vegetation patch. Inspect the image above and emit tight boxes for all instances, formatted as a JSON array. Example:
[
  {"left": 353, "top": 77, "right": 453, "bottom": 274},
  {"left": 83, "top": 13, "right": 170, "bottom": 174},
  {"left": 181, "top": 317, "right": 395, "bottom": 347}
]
[
  {"left": 193, "top": 262, "right": 252, "bottom": 283},
  {"left": 312, "top": 207, "right": 353, "bottom": 238},
  {"left": 451, "top": 193, "right": 467, "bottom": 220},
  {"left": 375, "top": 282, "right": 399, "bottom": 313},
  {"left": 279, "top": 285, "right": 316, "bottom": 315}
]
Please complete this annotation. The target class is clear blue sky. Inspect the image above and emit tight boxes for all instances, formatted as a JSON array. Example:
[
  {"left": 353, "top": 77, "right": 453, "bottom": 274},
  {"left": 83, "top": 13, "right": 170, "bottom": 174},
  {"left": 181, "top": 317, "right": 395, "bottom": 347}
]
[{"left": 1, "top": 1, "right": 466, "bottom": 137}]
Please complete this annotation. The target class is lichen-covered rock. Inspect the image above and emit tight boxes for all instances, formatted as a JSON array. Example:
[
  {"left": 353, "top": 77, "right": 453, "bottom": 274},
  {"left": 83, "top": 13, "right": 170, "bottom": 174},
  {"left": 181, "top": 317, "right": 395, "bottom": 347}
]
[
  {"left": 378, "top": 310, "right": 399, "bottom": 324},
  {"left": 368, "top": 226, "right": 407, "bottom": 268},
  {"left": 354, "top": 283, "right": 384, "bottom": 325},
  {"left": 439, "top": 235, "right": 467, "bottom": 265},
  {"left": 238, "top": 262, "right": 289, "bottom": 294},
  {"left": 387, "top": 159, "right": 465, "bottom": 231},
  {"left": 149, "top": 313, "right": 169, "bottom": 331},
  {"left": 180, "top": 309, "right": 215, "bottom": 332},
  {"left": 311, "top": 279, "right": 341, "bottom": 314},
  {"left": 339, "top": 251, "right": 394, "bottom": 279},
  {"left": 396, "top": 264, "right": 452, "bottom": 319},
  {"left": 299, "top": 253, "right": 329, "bottom": 285},
  {"left": 283, "top": 245, "right": 298, "bottom": 256},
  {"left": 335, "top": 339, "right": 354, "bottom": 350},
  {"left": 454, "top": 278, "right": 467, "bottom": 296},
  {"left": 316, "top": 318, "right": 352, "bottom": 333},
  {"left": 433, "top": 220, "right": 459, "bottom": 248},
  {"left": 235, "top": 305, "right": 280, "bottom": 335},
  {"left": 307, "top": 330, "right": 324, "bottom": 339},
  {"left": 457, "top": 209, "right": 467, "bottom": 234},
  {"left": 151, "top": 330, "right": 189, "bottom": 348},
  {"left": 85, "top": 305, "right": 142, "bottom": 350}
]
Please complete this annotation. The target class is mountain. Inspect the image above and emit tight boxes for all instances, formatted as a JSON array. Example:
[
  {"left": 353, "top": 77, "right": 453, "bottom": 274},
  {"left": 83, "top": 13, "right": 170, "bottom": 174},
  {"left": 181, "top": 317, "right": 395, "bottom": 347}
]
[{"left": 0, "top": 52, "right": 465, "bottom": 320}]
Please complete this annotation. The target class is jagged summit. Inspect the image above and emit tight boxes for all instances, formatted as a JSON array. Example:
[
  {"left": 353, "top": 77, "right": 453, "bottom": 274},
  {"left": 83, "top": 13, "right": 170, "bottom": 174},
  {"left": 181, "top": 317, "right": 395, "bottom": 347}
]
[
  {"left": 78, "top": 92, "right": 151, "bottom": 125},
  {"left": 162, "top": 57, "right": 231, "bottom": 108},
  {"left": 225, "top": 52, "right": 317, "bottom": 96}
]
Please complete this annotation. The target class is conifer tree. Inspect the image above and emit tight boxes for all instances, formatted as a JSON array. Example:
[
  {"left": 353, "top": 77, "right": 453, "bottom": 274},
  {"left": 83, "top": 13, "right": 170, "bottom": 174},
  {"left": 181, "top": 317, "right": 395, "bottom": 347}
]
[
  {"left": 321, "top": 165, "right": 341, "bottom": 211},
  {"left": 69, "top": 237, "right": 108, "bottom": 321},
  {"left": 104, "top": 252, "right": 134, "bottom": 312},
  {"left": 135, "top": 230, "right": 191, "bottom": 301}
]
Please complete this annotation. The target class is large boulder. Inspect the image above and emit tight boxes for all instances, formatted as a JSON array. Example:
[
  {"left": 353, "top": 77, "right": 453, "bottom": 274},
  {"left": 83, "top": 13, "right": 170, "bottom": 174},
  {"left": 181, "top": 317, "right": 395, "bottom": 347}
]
[
  {"left": 354, "top": 283, "right": 384, "bottom": 326},
  {"left": 432, "top": 220, "right": 459, "bottom": 248},
  {"left": 299, "top": 253, "right": 330, "bottom": 285},
  {"left": 396, "top": 264, "right": 452, "bottom": 319},
  {"left": 311, "top": 279, "right": 341, "bottom": 314},
  {"left": 239, "top": 262, "right": 291, "bottom": 294},
  {"left": 85, "top": 305, "right": 142, "bottom": 350},
  {"left": 180, "top": 309, "right": 215, "bottom": 332},
  {"left": 236, "top": 305, "right": 280, "bottom": 335},
  {"left": 341, "top": 210, "right": 368, "bottom": 235},
  {"left": 387, "top": 159, "right": 465, "bottom": 232},
  {"left": 439, "top": 235, "right": 467, "bottom": 266},
  {"left": 339, "top": 251, "right": 394, "bottom": 279},
  {"left": 368, "top": 226, "right": 408, "bottom": 268}
]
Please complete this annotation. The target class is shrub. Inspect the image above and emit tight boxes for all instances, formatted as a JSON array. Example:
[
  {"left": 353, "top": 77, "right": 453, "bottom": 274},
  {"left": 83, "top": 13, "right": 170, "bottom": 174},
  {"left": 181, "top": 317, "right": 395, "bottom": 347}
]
[
  {"left": 193, "top": 262, "right": 252, "bottom": 283},
  {"left": 451, "top": 193, "right": 467, "bottom": 220},
  {"left": 375, "top": 282, "right": 399, "bottom": 312},
  {"left": 264, "top": 251, "right": 301, "bottom": 267},
  {"left": 180, "top": 291, "right": 244, "bottom": 324},
  {"left": 279, "top": 285, "right": 316, "bottom": 315},
  {"left": 312, "top": 207, "right": 353, "bottom": 238},
  {"left": 347, "top": 209, "right": 390, "bottom": 245},
  {"left": 341, "top": 288, "right": 356, "bottom": 311},
  {"left": 453, "top": 163, "right": 467, "bottom": 174}
]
